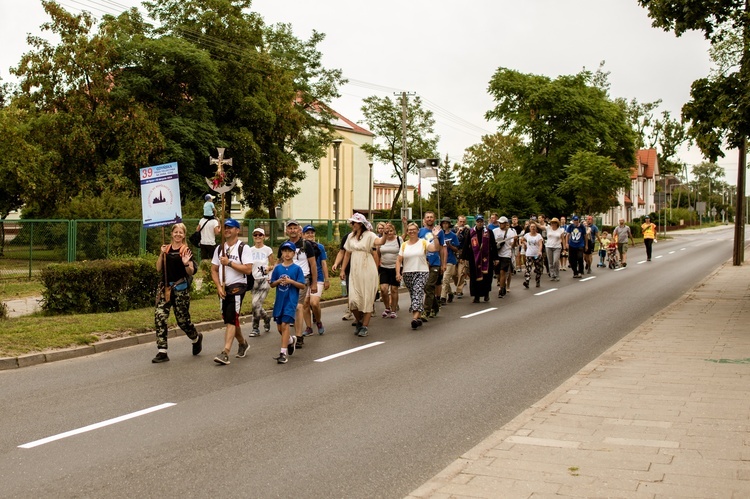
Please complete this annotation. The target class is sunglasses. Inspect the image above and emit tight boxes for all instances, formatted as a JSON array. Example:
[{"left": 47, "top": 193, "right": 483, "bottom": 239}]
[{"left": 253, "top": 233, "right": 264, "bottom": 237}]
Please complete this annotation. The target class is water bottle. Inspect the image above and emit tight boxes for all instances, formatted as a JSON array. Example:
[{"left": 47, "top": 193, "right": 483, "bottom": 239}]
[{"left": 341, "top": 279, "right": 348, "bottom": 297}]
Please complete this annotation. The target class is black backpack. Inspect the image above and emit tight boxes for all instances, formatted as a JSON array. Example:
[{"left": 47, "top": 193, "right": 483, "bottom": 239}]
[{"left": 220, "top": 241, "right": 255, "bottom": 289}]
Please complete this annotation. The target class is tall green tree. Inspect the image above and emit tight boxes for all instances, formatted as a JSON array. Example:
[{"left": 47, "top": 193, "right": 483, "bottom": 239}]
[
  {"left": 485, "top": 66, "right": 637, "bottom": 215},
  {"left": 557, "top": 151, "right": 632, "bottom": 215},
  {"left": 360, "top": 94, "right": 439, "bottom": 219},
  {"left": 144, "top": 0, "right": 345, "bottom": 214}
]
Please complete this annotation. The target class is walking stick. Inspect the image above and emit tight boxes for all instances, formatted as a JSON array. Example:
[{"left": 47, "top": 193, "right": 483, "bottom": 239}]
[{"left": 162, "top": 227, "right": 171, "bottom": 303}]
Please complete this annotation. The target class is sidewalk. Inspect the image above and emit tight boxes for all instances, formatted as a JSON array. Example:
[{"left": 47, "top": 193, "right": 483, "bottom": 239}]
[{"left": 408, "top": 260, "right": 750, "bottom": 499}]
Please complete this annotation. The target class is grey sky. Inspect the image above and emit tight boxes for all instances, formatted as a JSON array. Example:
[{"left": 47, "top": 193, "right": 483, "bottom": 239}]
[{"left": 2, "top": 0, "right": 742, "bottom": 186}]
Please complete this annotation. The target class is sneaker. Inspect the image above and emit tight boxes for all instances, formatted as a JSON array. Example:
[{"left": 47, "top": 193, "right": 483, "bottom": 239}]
[
  {"left": 472, "top": 297, "right": 480, "bottom": 303},
  {"left": 523, "top": 281, "right": 529, "bottom": 288},
  {"left": 456, "top": 292, "right": 463, "bottom": 299},
  {"left": 192, "top": 333, "right": 203, "bottom": 355},
  {"left": 484, "top": 295, "right": 490, "bottom": 302},
  {"left": 152, "top": 352, "right": 169, "bottom": 363},
  {"left": 536, "top": 282, "right": 540, "bottom": 288},
  {"left": 411, "top": 319, "right": 420, "bottom": 329},
  {"left": 264, "top": 321, "right": 271, "bottom": 333},
  {"left": 295, "top": 335, "right": 304, "bottom": 348},
  {"left": 448, "top": 293, "right": 454, "bottom": 303},
  {"left": 236, "top": 342, "right": 249, "bottom": 358},
  {"left": 500, "top": 286, "right": 506, "bottom": 297},
  {"left": 382, "top": 309, "right": 391, "bottom": 318},
  {"left": 288, "top": 335, "right": 297, "bottom": 356},
  {"left": 249, "top": 329, "right": 260, "bottom": 337},
  {"left": 275, "top": 353, "right": 288, "bottom": 364},
  {"left": 389, "top": 311, "right": 397, "bottom": 319},
  {"left": 316, "top": 321, "right": 325, "bottom": 335},
  {"left": 622, "top": 262, "right": 627, "bottom": 268},
  {"left": 342, "top": 312, "right": 354, "bottom": 321},
  {"left": 440, "top": 297, "right": 447, "bottom": 305},
  {"left": 302, "top": 326, "right": 314, "bottom": 337},
  {"left": 419, "top": 315, "right": 428, "bottom": 322},
  {"left": 428, "top": 310, "right": 436, "bottom": 319},
  {"left": 214, "top": 351, "right": 230, "bottom": 365},
  {"left": 357, "top": 326, "right": 369, "bottom": 337},
  {"left": 587, "top": 267, "right": 592, "bottom": 274}
]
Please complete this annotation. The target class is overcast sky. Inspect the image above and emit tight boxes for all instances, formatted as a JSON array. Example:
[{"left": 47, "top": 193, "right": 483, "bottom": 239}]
[{"left": 1, "top": 0, "right": 744, "bottom": 187}]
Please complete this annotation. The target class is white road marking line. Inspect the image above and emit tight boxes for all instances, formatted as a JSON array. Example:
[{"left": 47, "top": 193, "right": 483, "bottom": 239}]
[
  {"left": 460, "top": 308, "right": 497, "bottom": 319},
  {"left": 655, "top": 255, "right": 664, "bottom": 259},
  {"left": 680, "top": 248, "right": 686, "bottom": 251},
  {"left": 615, "top": 267, "right": 626, "bottom": 271},
  {"left": 535, "top": 288, "right": 557, "bottom": 295},
  {"left": 580, "top": 276, "right": 596, "bottom": 282},
  {"left": 19, "top": 403, "right": 176, "bottom": 449},
  {"left": 314, "top": 342, "right": 385, "bottom": 362},
  {"left": 637, "top": 260, "right": 647, "bottom": 264},
  {"left": 669, "top": 251, "right": 675, "bottom": 254}
]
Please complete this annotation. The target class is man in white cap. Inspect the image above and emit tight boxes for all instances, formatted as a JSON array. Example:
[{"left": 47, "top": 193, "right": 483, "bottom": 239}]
[{"left": 492, "top": 216, "right": 516, "bottom": 297}]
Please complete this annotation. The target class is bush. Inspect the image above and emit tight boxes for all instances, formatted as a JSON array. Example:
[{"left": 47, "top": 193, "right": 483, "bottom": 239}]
[{"left": 41, "top": 256, "right": 160, "bottom": 314}]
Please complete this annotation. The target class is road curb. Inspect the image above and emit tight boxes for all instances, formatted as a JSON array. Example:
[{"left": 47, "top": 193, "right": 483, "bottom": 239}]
[{"left": 0, "top": 295, "right": 353, "bottom": 371}]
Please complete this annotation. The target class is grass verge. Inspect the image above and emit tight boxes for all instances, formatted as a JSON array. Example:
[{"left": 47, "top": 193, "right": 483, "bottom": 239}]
[{"left": 0, "top": 279, "right": 345, "bottom": 357}]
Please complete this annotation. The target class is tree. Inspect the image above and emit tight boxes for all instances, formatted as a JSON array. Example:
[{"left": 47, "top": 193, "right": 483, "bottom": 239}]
[
  {"left": 144, "top": 0, "right": 345, "bottom": 214},
  {"left": 360, "top": 94, "right": 439, "bottom": 219},
  {"left": 556, "top": 151, "right": 632, "bottom": 215},
  {"left": 454, "top": 133, "right": 537, "bottom": 216},
  {"left": 638, "top": 0, "right": 749, "bottom": 263},
  {"left": 485, "top": 66, "right": 637, "bottom": 215}
]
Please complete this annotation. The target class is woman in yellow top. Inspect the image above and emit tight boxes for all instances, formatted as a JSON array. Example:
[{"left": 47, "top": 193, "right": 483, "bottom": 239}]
[{"left": 641, "top": 215, "right": 657, "bottom": 261}]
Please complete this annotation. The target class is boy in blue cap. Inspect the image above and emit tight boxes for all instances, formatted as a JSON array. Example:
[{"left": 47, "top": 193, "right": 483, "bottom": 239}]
[{"left": 270, "top": 241, "right": 306, "bottom": 364}]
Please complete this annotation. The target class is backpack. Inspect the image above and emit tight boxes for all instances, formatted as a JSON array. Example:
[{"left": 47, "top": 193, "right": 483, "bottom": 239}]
[{"left": 220, "top": 241, "right": 255, "bottom": 289}]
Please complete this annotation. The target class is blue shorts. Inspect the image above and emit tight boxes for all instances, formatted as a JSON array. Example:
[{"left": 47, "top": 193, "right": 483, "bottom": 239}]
[{"left": 275, "top": 315, "right": 295, "bottom": 325}]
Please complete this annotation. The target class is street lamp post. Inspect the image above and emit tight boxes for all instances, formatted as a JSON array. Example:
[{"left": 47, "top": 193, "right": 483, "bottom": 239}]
[
  {"left": 368, "top": 161, "right": 373, "bottom": 219},
  {"left": 332, "top": 138, "right": 343, "bottom": 241}
]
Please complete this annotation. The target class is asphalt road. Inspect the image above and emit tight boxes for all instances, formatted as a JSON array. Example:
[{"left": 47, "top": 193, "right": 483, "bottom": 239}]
[{"left": 0, "top": 227, "right": 740, "bottom": 498}]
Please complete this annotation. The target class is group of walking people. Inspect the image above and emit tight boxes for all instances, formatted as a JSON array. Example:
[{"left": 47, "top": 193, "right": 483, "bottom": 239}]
[{"left": 152, "top": 210, "right": 650, "bottom": 365}]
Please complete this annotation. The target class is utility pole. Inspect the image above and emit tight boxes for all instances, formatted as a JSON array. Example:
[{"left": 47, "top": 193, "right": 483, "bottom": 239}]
[
  {"left": 734, "top": 139, "right": 746, "bottom": 265},
  {"left": 396, "top": 91, "right": 416, "bottom": 224}
]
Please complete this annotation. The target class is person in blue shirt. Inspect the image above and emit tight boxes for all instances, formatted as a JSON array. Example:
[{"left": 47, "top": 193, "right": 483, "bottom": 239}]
[
  {"left": 270, "top": 242, "right": 306, "bottom": 364},
  {"left": 565, "top": 216, "right": 587, "bottom": 278},
  {"left": 302, "top": 225, "right": 329, "bottom": 336},
  {"left": 439, "top": 217, "right": 460, "bottom": 304},
  {"left": 202, "top": 194, "right": 216, "bottom": 219},
  {"left": 418, "top": 211, "right": 446, "bottom": 318}
]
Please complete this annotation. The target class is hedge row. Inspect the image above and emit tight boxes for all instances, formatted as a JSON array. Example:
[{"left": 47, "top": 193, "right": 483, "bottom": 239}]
[{"left": 41, "top": 257, "right": 161, "bottom": 315}]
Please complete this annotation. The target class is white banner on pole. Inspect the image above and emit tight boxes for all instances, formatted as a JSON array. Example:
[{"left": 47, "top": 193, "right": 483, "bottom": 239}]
[{"left": 140, "top": 162, "right": 183, "bottom": 228}]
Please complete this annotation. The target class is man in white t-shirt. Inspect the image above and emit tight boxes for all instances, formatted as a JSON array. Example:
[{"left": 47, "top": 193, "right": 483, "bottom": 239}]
[
  {"left": 197, "top": 217, "right": 220, "bottom": 260},
  {"left": 492, "top": 216, "right": 516, "bottom": 298},
  {"left": 211, "top": 218, "right": 253, "bottom": 365}
]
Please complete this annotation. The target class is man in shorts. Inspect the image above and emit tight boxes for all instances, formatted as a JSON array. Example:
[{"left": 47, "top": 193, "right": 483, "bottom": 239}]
[
  {"left": 492, "top": 216, "right": 517, "bottom": 298},
  {"left": 612, "top": 218, "right": 635, "bottom": 268},
  {"left": 302, "top": 225, "right": 328, "bottom": 336}
]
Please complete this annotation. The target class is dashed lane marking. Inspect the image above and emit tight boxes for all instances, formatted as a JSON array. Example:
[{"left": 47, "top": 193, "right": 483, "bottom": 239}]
[
  {"left": 460, "top": 308, "right": 497, "bottom": 319},
  {"left": 314, "top": 342, "right": 385, "bottom": 363},
  {"left": 580, "top": 276, "right": 596, "bottom": 282},
  {"left": 535, "top": 289, "right": 557, "bottom": 296},
  {"left": 655, "top": 255, "right": 664, "bottom": 259},
  {"left": 19, "top": 403, "right": 176, "bottom": 449}
]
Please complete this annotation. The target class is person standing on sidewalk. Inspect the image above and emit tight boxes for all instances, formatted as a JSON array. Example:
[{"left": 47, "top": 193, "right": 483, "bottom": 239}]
[
  {"left": 566, "top": 216, "right": 586, "bottom": 278},
  {"left": 418, "top": 211, "right": 446, "bottom": 318},
  {"left": 270, "top": 242, "right": 305, "bottom": 364},
  {"left": 452, "top": 215, "right": 471, "bottom": 298},
  {"left": 211, "top": 218, "right": 252, "bottom": 365},
  {"left": 641, "top": 215, "right": 657, "bottom": 261},
  {"left": 248, "top": 228, "right": 273, "bottom": 337},
  {"left": 612, "top": 218, "right": 635, "bottom": 267},
  {"left": 302, "top": 225, "right": 328, "bottom": 336},
  {"left": 153, "top": 223, "right": 202, "bottom": 363},
  {"left": 440, "top": 217, "right": 460, "bottom": 305}
]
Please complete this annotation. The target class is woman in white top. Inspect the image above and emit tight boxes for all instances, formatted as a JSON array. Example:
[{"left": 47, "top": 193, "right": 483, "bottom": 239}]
[
  {"left": 248, "top": 228, "right": 275, "bottom": 336},
  {"left": 340, "top": 213, "right": 385, "bottom": 337},
  {"left": 521, "top": 222, "right": 544, "bottom": 289},
  {"left": 545, "top": 218, "right": 565, "bottom": 282},
  {"left": 377, "top": 222, "right": 401, "bottom": 318},
  {"left": 396, "top": 222, "right": 439, "bottom": 329}
]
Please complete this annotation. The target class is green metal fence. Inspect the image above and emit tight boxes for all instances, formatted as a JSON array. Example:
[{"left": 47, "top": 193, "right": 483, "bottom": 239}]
[{"left": 0, "top": 218, "right": 411, "bottom": 280}]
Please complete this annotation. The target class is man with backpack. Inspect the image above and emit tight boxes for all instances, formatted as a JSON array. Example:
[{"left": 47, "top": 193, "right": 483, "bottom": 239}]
[{"left": 211, "top": 218, "right": 253, "bottom": 365}]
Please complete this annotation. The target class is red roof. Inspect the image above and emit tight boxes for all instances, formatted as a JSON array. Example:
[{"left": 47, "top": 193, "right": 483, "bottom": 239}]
[
  {"left": 624, "top": 195, "right": 632, "bottom": 205},
  {"left": 632, "top": 148, "right": 657, "bottom": 179}
]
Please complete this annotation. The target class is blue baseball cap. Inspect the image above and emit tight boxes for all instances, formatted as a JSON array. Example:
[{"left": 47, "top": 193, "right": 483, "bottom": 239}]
[
  {"left": 224, "top": 218, "right": 240, "bottom": 228},
  {"left": 303, "top": 225, "right": 315, "bottom": 233},
  {"left": 475, "top": 215, "right": 484, "bottom": 221},
  {"left": 572, "top": 216, "right": 579, "bottom": 221},
  {"left": 280, "top": 241, "right": 296, "bottom": 252},
  {"left": 204, "top": 194, "right": 213, "bottom": 201}
]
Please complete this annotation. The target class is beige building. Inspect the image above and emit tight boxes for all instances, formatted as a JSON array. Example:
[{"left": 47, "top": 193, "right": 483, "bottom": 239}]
[
  {"left": 282, "top": 109, "right": 374, "bottom": 221},
  {"left": 601, "top": 149, "right": 660, "bottom": 224}
]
